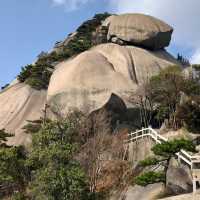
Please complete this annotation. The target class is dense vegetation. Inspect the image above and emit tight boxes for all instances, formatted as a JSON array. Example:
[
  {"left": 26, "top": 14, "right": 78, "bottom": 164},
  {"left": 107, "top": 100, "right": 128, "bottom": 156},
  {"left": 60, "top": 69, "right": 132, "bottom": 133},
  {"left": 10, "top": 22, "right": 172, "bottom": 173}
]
[
  {"left": 0, "top": 130, "right": 28, "bottom": 199},
  {"left": 176, "top": 98, "right": 200, "bottom": 133},
  {"left": 27, "top": 119, "right": 90, "bottom": 200},
  {"left": 17, "top": 13, "right": 110, "bottom": 90},
  {"left": 135, "top": 171, "right": 165, "bottom": 186},
  {"left": 135, "top": 138, "right": 196, "bottom": 186},
  {"left": 141, "top": 65, "right": 200, "bottom": 130},
  {"left": 0, "top": 114, "right": 98, "bottom": 199}
]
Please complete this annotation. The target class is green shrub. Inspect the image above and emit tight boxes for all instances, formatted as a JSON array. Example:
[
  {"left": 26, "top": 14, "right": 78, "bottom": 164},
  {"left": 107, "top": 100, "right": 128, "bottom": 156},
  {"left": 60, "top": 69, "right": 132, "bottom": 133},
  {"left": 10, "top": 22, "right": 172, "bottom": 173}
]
[
  {"left": 176, "top": 99, "right": 200, "bottom": 133},
  {"left": 0, "top": 129, "right": 13, "bottom": 147},
  {"left": 11, "top": 192, "right": 27, "bottom": 200},
  {"left": 152, "top": 139, "right": 196, "bottom": 158},
  {"left": 135, "top": 171, "right": 165, "bottom": 186},
  {"left": 17, "top": 13, "right": 111, "bottom": 90},
  {"left": 0, "top": 146, "right": 28, "bottom": 197},
  {"left": 1, "top": 83, "right": 9, "bottom": 90},
  {"left": 147, "top": 66, "right": 182, "bottom": 123},
  {"left": 23, "top": 119, "right": 44, "bottom": 134},
  {"left": 26, "top": 116, "right": 91, "bottom": 200},
  {"left": 139, "top": 157, "right": 160, "bottom": 167},
  {"left": 146, "top": 65, "right": 200, "bottom": 127}
]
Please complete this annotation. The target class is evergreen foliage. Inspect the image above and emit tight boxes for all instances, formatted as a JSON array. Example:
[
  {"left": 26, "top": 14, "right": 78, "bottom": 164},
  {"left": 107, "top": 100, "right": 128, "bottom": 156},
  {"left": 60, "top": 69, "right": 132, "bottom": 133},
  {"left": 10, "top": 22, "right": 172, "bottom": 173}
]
[
  {"left": 135, "top": 139, "right": 196, "bottom": 186},
  {"left": 0, "top": 113, "right": 95, "bottom": 199},
  {"left": 0, "top": 129, "right": 13, "bottom": 147},
  {"left": 26, "top": 119, "right": 91, "bottom": 199},
  {"left": 1, "top": 83, "right": 9, "bottom": 90},
  {"left": 147, "top": 65, "right": 200, "bottom": 127},
  {"left": 152, "top": 139, "right": 196, "bottom": 158},
  {"left": 139, "top": 156, "right": 160, "bottom": 167},
  {"left": 0, "top": 145, "right": 28, "bottom": 198},
  {"left": 176, "top": 99, "right": 200, "bottom": 133},
  {"left": 135, "top": 171, "right": 165, "bottom": 186},
  {"left": 17, "top": 12, "right": 111, "bottom": 90}
]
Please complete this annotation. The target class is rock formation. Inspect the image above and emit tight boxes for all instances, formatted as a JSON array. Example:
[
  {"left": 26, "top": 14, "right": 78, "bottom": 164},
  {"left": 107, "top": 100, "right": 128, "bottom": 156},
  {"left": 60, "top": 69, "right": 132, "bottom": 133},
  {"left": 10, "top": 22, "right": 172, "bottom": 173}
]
[
  {"left": 47, "top": 43, "right": 179, "bottom": 115},
  {"left": 105, "top": 13, "right": 173, "bottom": 50},
  {"left": 0, "top": 83, "right": 46, "bottom": 146},
  {"left": 166, "top": 158, "right": 193, "bottom": 195},
  {"left": 0, "top": 12, "right": 196, "bottom": 200},
  {"left": 0, "top": 13, "right": 181, "bottom": 145}
]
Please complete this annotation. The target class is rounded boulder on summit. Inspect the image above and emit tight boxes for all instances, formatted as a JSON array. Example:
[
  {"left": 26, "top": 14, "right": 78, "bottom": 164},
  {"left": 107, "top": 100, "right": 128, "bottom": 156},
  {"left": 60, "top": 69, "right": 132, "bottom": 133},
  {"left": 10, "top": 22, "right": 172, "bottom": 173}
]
[
  {"left": 105, "top": 13, "right": 173, "bottom": 50},
  {"left": 0, "top": 13, "right": 182, "bottom": 146},
  {"left": 47, "top": 42, "right": 180, "bottom": 115}
]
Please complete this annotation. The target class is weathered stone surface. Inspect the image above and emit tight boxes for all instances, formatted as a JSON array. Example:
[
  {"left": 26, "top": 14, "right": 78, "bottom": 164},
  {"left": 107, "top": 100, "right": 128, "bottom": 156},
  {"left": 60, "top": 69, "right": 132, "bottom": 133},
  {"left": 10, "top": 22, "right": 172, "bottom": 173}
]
[
  {"left": 89, "top": 93, "right": 127, "bottom": 127},
  {"left": 47, "top": 43, "right": 180, "bottom": 115},
  {"left": 159, "top": 193, "right": 200, "bottom": 200},
  {"left": 111, "top": 183, "right": 165, "bottom": 200},
  {"left": 166, "top": 157, "right": 193, "bottom": 195},
  {"left": 0, "top": 83, "right": 46, "bottom": 146},
  {"left": 106, "top": 14, "right": 173, "bottom": 50}
]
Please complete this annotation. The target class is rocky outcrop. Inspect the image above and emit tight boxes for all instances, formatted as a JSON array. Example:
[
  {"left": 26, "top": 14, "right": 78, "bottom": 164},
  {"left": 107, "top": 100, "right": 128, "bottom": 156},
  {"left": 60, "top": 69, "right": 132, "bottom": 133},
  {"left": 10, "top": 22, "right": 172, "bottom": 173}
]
[
  {"left": 106, "top": 14, "right": 173, "bottom": 50},
  {"left": 166, "top": 157, "right": 193, "bottom": 195},
  {"left": 160, "top": 193, "right": 200, "bottom": 200},
  {"left": 0, "top": 13, "right": 182, "bottom": 147},
  {"left": 47, "top": 43, "right": 180, "bottom": 115},
  {"left": 88, "top": 93, "right": 127, "bottom": 128},
  {"left": 111, "top": 183, "right": 165, "bottom": 200},
  {"left": 0, "top": 83, "right": 46, "bottom": 146}
]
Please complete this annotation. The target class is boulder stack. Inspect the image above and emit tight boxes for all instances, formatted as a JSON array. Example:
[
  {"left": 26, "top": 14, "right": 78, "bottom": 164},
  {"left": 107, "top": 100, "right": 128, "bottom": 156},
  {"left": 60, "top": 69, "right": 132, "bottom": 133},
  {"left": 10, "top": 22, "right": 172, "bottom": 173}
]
[
  {"left": 0, "top": 13, "right": 181, "bottom": 145},
  {"left": 105, "top": 13, "right": 173, "bottom": 50}
]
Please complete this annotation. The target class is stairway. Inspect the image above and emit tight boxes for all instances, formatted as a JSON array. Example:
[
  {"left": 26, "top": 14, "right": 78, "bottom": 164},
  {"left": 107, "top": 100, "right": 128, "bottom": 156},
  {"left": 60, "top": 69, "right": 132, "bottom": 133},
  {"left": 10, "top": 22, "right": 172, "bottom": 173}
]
[{"left": 126, "top": 127, "right": 200, "bottom": 193}]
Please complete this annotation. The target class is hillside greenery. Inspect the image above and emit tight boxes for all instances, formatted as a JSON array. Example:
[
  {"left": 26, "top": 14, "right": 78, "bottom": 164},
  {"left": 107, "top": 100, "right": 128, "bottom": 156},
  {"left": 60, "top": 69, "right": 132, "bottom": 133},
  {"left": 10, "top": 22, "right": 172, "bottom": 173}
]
[
  {"left": 176, "top": 98, "right": 200, "bottom": 133},
  {"left": 0, "top": 114, "right": 101, "bottom": 199},
  {"left": 27, "top": 120, "right": 90, "bottom": 200},
  {"left": 135, "top": 138, "right": 196, "bottom": 186},
  {"left": 135, "top": 171, "right": 165, "bottom": 186},
  {"left": 17, "top": 12, "right": 111, "bottom": 90},
  {"left": 145, "top": 65, "right": 200, "bottom": 129}
]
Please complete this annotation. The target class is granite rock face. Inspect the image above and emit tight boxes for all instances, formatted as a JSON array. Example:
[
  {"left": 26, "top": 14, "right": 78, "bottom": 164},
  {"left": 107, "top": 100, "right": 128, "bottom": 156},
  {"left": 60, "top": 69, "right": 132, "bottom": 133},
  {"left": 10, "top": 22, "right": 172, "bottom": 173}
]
[
  {"left": 106, "top": 14, "right": 173, "bottom": 50},
  {"left": 0, "top": 83, "right": 46, "bottom": 146},
  {"left": 110, "top": 183, "right": 165, "bottom": 200},
  {"left": 166, "top": 157, "right": 193, "bottom": 195},
  {"left": 47, "top": 43, "right": 180, "bottom": 115},
  {"left": 0, "top": 13, "right": 181, "bottom": 146}
]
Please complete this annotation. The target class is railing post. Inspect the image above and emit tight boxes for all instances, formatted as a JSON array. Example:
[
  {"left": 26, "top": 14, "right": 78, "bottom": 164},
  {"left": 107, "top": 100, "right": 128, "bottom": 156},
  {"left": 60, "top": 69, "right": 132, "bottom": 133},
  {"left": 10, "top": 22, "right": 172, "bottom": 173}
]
[
  {"left": 193, "top": 178, "right": 196, "bottom": 193},
  {"left": 142, "top": 127, "right": 144, "bottom": 139},
  {"left": 136, "top": 130, "right": 138, "bottom": 142},
  {"left": 177, "top": 152, "right": 180, "bottom": 163}
]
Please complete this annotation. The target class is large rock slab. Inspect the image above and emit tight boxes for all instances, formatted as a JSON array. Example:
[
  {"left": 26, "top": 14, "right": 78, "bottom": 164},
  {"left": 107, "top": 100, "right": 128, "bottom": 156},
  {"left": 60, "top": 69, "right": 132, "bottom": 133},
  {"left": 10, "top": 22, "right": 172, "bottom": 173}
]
[
  {"left": 47, "top": 43, "right": 180, "bottom": 115},
  {"left": 0, "top": 83, "right": 46, "bottom": 146},
  {"left": 106, "top": 14, "right": 173, "bottom": 50},
  {"left": 166, "top": 157, "right": 193, "bottom": 195},
  {"left": 111, "top": 183, "right": 165, "bottom": 200},
  {"left": 159, "top": 192, "right": 200, "bottom": 200}
]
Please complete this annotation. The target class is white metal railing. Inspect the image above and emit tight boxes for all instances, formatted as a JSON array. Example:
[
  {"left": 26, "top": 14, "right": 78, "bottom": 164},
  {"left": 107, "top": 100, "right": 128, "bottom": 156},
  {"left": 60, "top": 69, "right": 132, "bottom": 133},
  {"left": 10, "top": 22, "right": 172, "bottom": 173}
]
[{"left": 126, "top": 127, "right": 200, "bottom": 169}]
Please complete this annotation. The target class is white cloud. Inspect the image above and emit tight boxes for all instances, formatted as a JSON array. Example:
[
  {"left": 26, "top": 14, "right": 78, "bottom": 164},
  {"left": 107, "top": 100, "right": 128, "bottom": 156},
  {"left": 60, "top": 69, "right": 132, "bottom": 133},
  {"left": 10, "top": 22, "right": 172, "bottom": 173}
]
[
  {"left": 52, "top": 0, "right": 66, "bottom": 5},
  {"left": 50, "top": 0, "right": 200, "bottom": 63},
  {"left": 191, "top": 49, "right": 200, "bottom": 64},
  {"left": 51, "top": 0, "right": 93, "bottom": 11},
  {"left": 108, "top": 0, "right": 200, "bottom": 63}
]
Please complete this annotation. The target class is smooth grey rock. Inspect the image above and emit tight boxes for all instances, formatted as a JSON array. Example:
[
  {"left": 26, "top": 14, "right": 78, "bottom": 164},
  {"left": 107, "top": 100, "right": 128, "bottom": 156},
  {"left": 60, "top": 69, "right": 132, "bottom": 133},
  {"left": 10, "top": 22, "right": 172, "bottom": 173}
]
[
  {"left": 110, "top": 183, "right": 165, "bottom": 200},
  {"left": 106, "top": 13, "right": 173, "bottom": 50},
  {"left": 166, "top": 157, "right": 193, "bottom": 195}
]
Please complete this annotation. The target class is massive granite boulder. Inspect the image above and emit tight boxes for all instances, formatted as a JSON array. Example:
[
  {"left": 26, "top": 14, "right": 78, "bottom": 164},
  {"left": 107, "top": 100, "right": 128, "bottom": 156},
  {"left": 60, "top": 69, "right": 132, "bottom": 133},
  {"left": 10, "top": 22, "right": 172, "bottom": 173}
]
[
  {"left": 47, "top": 43, "right": 180, "bottom": 115},
  {"left": 111, "top": 183, "right": 165, "bottom": 200},
  {"left": 166, "top": 157, "right": 193, "bottom": 195},
  {"left": 0, "top": 83, "right": 46, "bottom": 146},
  {"left": 105, "top": 14, "right": 173, "bottom": 50}
]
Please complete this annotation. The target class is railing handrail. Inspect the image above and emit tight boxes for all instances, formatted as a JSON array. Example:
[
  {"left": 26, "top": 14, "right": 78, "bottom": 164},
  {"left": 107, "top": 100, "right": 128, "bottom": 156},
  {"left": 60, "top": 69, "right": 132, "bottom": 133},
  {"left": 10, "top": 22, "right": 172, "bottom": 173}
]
[{"left": 127, "top": 127, "right": 200, "bottom": 169}]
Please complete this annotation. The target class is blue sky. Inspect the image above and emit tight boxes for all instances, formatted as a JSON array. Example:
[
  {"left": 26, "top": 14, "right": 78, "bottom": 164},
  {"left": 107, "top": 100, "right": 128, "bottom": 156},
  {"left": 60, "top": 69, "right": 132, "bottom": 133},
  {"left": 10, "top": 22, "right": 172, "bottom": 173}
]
[{"left": 0, "top": 0, "right": 199, "bottom": 87}]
